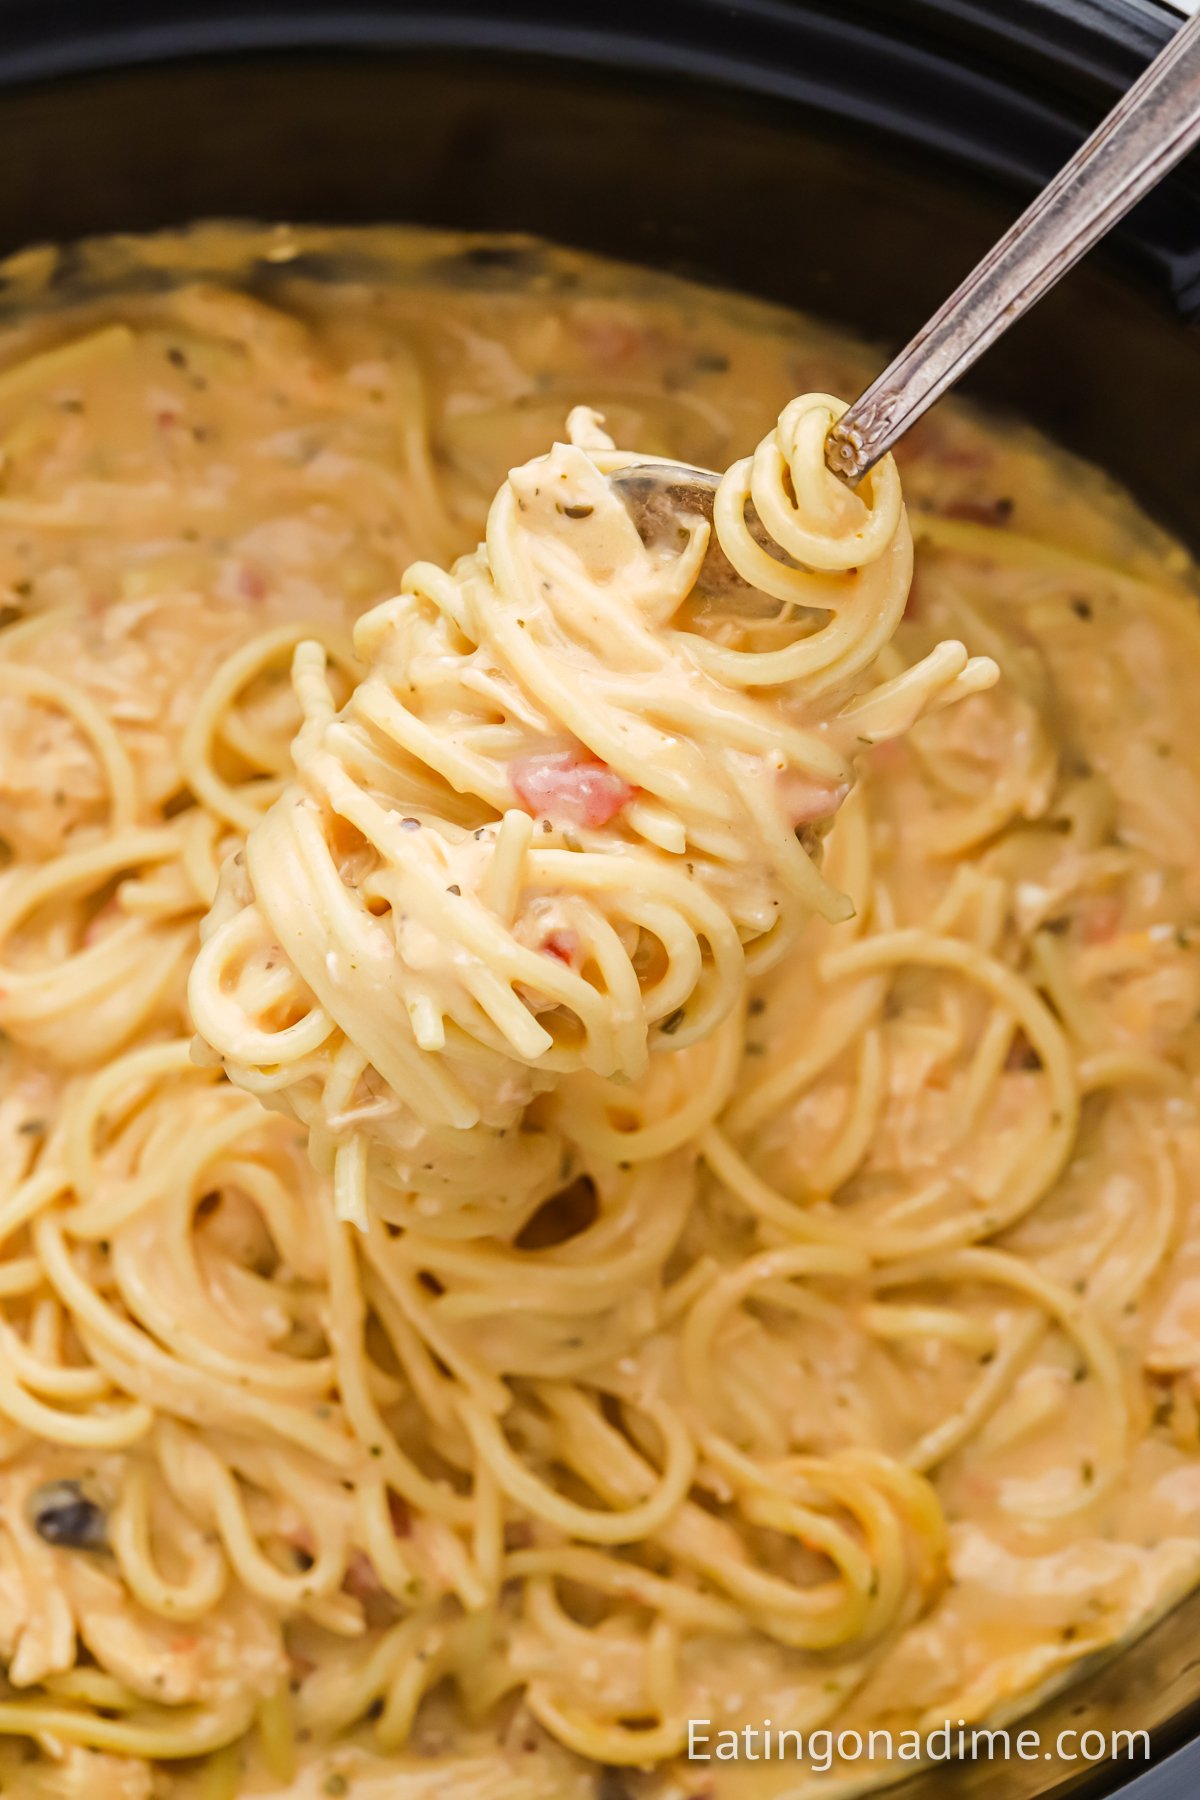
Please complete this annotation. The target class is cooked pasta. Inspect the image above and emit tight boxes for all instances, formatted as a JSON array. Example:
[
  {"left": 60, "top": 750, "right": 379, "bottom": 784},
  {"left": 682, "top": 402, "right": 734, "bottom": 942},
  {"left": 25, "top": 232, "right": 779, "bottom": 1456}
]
[
  {"left": 0, "top": 225, "right": 1199, "bottom": 1800},
  {"left": 187, "top": 393, "right": 993, "bottom": 1229}
]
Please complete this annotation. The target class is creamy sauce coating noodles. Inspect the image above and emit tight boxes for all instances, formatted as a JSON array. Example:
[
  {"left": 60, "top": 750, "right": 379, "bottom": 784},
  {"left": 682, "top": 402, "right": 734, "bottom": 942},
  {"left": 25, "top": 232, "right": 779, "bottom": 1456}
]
[
  {"left": 0, "top": 225, "right": 1199, "bottom": 1800},
  {"left": 187, "top": 390, "right": 991, "bottom": 1232}
]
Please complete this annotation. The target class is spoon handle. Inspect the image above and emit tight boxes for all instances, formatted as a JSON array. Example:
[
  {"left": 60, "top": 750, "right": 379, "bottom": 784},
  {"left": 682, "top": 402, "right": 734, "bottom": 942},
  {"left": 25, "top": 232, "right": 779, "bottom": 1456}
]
[{"left": 826, "top": 9, "right": 1200, "bottom": 482}]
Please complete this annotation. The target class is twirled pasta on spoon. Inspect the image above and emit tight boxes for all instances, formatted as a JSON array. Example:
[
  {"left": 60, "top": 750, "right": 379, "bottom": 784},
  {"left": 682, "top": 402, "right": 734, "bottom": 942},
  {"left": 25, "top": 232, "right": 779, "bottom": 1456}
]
[{"left": 189, "top": 392, "right": 995, "bottom": 1228}]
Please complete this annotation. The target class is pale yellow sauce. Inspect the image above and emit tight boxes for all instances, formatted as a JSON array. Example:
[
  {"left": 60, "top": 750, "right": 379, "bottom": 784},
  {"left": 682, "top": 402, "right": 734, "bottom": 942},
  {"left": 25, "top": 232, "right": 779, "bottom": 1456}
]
[{"left": 0, "top": 226, "right": 1198, "bottom": 1800}]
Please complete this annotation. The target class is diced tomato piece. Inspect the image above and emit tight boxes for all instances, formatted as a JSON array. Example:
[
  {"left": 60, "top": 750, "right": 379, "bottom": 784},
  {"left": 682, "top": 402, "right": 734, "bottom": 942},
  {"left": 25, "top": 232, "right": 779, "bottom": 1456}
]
[
  {"left": 541, "top": 929, "right": 580, "bottom": 965},
  {"left": 510, "top": 751, "right": 633, "bottom": 829},
  {"left": 236, "top": 564, "right": 267, "bottom": 600}
]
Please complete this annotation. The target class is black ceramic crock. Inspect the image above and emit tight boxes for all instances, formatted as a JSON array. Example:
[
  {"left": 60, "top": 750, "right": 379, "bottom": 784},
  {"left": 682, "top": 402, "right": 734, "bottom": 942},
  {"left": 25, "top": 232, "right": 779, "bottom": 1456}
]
[
  {"left": 0, "top": 1, "right": 1197, "bottom": 1795},
  {"left": 0, "top": 0, "right": 1196, "bottom": 533}
]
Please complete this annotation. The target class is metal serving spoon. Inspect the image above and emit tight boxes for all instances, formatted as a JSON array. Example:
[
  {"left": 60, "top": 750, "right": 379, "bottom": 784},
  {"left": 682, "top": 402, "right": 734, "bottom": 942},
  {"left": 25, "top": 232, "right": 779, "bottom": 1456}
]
[{"left": 613, "top": 7, "right": 1200, "bottom": 600}]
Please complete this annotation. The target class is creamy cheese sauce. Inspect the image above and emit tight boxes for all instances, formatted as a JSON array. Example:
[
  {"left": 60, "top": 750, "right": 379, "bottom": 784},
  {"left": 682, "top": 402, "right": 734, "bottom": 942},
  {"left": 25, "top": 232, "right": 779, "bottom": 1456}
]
[{"left": 0, "top": 225, "right": 1197, "bottom": 1800}]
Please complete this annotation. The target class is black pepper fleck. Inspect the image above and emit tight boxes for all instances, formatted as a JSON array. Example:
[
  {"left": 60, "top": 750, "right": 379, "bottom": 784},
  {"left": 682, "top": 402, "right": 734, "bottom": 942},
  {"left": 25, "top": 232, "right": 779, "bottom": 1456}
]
[{"left": 31, "top": 1480, "right": 108, "bottom": 1550}]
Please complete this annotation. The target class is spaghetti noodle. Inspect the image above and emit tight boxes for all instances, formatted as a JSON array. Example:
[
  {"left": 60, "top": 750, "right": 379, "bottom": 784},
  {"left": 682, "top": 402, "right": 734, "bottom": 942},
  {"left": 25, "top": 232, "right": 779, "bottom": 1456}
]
[
  {"left": 187, "top": 393, "right": 993, "bottom": 1229},
  {"left": 0, "top": 226, "right": 1197, "bottom": 1800}
]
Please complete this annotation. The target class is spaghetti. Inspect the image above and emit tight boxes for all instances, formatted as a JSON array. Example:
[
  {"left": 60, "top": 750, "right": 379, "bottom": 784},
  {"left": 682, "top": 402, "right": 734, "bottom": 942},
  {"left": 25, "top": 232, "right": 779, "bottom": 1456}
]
[
  {"left": 0, "top": 226, "right": 1197, "bottom": 1800},
  {"left": 188, "top": 393, "right": 993, "bottom": 1229}
]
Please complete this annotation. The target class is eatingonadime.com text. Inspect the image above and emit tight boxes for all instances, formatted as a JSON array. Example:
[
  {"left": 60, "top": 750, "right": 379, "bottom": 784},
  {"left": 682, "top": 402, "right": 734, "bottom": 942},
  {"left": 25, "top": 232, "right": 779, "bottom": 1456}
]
[{"left": 685, "top": 1720, "right": 1153, "bottom": 1770}]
